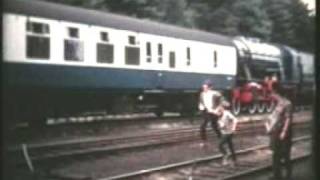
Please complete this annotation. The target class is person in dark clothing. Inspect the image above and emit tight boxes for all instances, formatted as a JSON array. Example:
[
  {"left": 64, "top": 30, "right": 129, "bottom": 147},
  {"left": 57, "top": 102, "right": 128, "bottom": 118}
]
[
  {"left": 265, "top": 83, "right": 293, "bottom": 180},
  {"left": 198, "top": 80, "right": 222, "bottom": 148}
]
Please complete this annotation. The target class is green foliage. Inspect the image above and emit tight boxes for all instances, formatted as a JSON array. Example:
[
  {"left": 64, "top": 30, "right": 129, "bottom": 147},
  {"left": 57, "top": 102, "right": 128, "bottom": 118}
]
[
  {"left": 39, "top": 0, "right": 314, "bottom": 52},
  {"left": 200, "top": 0, "right": 272, "bottom": 40},
  {"left": 264, "top": 0, "right": 314, "bottom": 52}
]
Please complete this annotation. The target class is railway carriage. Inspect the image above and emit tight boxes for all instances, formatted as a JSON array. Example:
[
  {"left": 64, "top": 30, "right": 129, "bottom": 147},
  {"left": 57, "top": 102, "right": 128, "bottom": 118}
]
[{"left": 3, "top": 0, "right": 237, "bottom": 126}]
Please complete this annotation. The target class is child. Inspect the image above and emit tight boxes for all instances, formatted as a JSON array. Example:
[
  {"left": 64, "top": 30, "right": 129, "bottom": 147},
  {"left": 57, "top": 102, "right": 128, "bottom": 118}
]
[{"left": 217, "top": 101, "right": 238, "bottom": 167}]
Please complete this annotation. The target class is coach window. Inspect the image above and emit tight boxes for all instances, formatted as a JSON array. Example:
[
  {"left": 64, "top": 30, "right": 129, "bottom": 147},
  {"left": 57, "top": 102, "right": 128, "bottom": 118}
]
[
  {"left": 125, "top": 35, "right": 140, "bottom": 65},
  {"left": 64, "top": 27, "right": 84, "bottom": 61},
  {"left": 97, "top": 31, "right": 114, "bottom": 63},
  {"left": 169, "top": 51, "right": 175, "bottom": 68},
  {"left": 186, "top": 47, "right": 191, "bottom": 66},
  {"left": 128, "top": 36, "right": 136, "bottom": 45},
  {"left": 213, "top": 50, "right": 218, "bottom": 67},
  {"left": 100, "top": 32, "right": 109, "bottom": 42},
  {"left": 158, "top": 43, "right": 163, "bottom": 63},
  {"left": 26, "top": 21, "right": 50, "bottom": 59},
  {"left": 146, "top": 42, "right": 152, "bottom": 63}
]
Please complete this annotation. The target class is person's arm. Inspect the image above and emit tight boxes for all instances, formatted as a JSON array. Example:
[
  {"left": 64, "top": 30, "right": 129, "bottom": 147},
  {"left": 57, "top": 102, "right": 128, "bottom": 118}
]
[
  {"left": 280, "top": 117, "right": 290, "bottom": 140},
  {"left": 280, "top": 104, "right": 292, "bottom": 140},
  {"left": 228, "top": 111, "right": 238, "bottom": 132},
  {"left": 198, "top": 103, "right": 205, "bottom": 111},
  {"left": 211, "top": 106, "right": 222, "bottom": 116},
  {"left": 265, "top": 120, "right": 271, "bottom": 133},
  {"left": 211, "top": 92, "right": 223, "bottom": 115},
  {"left": 198, "top": 92, "right": 205, "bottom": 111}
]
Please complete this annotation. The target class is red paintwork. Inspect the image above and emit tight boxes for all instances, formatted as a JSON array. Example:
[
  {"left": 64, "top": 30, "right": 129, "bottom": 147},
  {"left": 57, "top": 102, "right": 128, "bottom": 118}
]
[{"left": 232, "top": 80, "right": 275, "bottom": 105}]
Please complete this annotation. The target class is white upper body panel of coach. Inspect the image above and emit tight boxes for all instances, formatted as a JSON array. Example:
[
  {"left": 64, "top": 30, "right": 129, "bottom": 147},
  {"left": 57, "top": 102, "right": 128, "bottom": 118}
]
[{"left": 2, "top": 0, "right": 237, "bottom": 76}]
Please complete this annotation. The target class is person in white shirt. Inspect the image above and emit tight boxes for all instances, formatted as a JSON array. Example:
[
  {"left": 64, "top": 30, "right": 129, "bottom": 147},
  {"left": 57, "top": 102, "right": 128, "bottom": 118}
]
[
  {"left": 217, "top": 101, "right": 238, "bottom": 166},
  {"left": 198, "top": 80, "right": 223, "bottom": 147}
]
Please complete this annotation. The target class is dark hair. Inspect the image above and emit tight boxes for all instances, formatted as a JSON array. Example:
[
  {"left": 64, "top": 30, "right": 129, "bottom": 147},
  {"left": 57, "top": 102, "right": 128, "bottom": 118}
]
[{"left": 202, "top": 79, "right": 213, "bottom": 87}]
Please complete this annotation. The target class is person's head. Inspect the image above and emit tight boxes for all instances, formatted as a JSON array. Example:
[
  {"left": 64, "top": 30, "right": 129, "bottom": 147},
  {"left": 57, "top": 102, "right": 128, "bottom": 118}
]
[
  {"left": 216, "top": 101, "right": 230, "bottom": 117},
  {"left": 202, "top": 79, "right": 213, "bottom": 92},
  {"left": 221, "top": 101, "right": 231, "bottom": 110}
]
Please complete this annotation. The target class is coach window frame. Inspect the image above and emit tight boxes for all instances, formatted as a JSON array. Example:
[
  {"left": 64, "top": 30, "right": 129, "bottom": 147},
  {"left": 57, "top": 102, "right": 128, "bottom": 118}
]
[
  {"left": 169, "top": 51, "right": 175, "bottom": 68},
  {"left": 97, "top": 31, "right": 114, "bottom": 64},
  {"left": 146, "top": 41, "right": 152, "bottom": 63},
  {"left": 64, "top": 26, "right": 84, "bottom": 62},
  {"left": 186, "top": 47, "right": 191, "bottom": 66},
  {"left": 158, "top": 43, "right": 163, "bottom": 63},
  {"left": 125, "top": 34, "right": 140, "bottom": 65},
  {"left": 25, "top": 19, "right": 51, "bottom": 60},
  {"left": 213, "top": 50, "right": 218, "bottom": 68}
]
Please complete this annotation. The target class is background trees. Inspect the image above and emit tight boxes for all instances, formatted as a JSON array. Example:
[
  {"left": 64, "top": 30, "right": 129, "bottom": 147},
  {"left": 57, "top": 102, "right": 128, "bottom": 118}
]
[{"left": 41, "top": 0, "right": 315, "bottom": 52}]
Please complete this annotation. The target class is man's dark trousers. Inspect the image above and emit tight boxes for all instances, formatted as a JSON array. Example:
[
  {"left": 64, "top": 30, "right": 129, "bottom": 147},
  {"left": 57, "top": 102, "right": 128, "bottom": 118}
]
[
  {"left": 200, "top": 110, "right": 221, "bottom": 140},
  {"left": 219, "top": 134, "right": 236, "bottom": 162},
  {"left": 271, "top": 133, "right": 292, "bottom": 180}
]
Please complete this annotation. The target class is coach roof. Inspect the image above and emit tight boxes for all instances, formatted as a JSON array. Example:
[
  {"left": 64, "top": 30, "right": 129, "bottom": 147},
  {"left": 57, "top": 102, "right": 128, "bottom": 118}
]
[{"left": 4, "top": 0, "right": 234, "bottom": 47}]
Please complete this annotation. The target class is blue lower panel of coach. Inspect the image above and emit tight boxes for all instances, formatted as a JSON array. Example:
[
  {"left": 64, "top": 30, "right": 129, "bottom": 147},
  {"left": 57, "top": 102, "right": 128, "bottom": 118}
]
[{"left": 3, "top": 62, "right": 235, "bottom": 91}]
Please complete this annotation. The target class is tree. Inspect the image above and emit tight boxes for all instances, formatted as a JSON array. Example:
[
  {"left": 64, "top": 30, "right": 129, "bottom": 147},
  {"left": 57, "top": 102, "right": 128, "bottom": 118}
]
[
  {"left": 289, "top": 0, "right": 314, "bottom": 52},
  {"left": 199, "top": 0, "right": 272, "bottom": 40},
  {"left": 264, "top": 0, "right": 314, "bottom": 52}
]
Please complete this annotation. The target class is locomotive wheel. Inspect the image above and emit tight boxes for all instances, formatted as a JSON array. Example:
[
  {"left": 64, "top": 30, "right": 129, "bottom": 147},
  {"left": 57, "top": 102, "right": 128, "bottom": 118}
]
[
  {"left": 248, "top": 101, "right": 258, "bottom": 114},
  {"left": 257, "top": 101, "right": 266, "bottom": 113},
  {"left": 231, "top": 99, "right": 241, "bottom": 116},
  {"left": 266, "top": 100, "right": 276, "bottom": 113}
]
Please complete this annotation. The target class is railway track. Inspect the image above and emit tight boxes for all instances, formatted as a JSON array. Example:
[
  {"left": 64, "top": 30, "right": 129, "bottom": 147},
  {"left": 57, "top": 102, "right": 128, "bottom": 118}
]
[
  {"left": 10, "top": 110, "right": 311, "bottom": 148},
  {"left": 9, "top": 111, "right": 278, "bottom": 145},
  {"left": 98, "top": 135, "right": 311, "bottom": 180},
  {"left": 8, "top": 120, "right": 310, "bottom": 163},
  {"left": 15, "top": 105, "right": 312, "bottom": 127}
]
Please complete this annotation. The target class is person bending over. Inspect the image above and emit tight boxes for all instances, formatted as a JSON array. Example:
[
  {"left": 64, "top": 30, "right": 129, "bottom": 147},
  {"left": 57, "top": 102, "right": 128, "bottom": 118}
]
[{"left": 218, "top": 101, "right": 238, "bottom": 167}]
